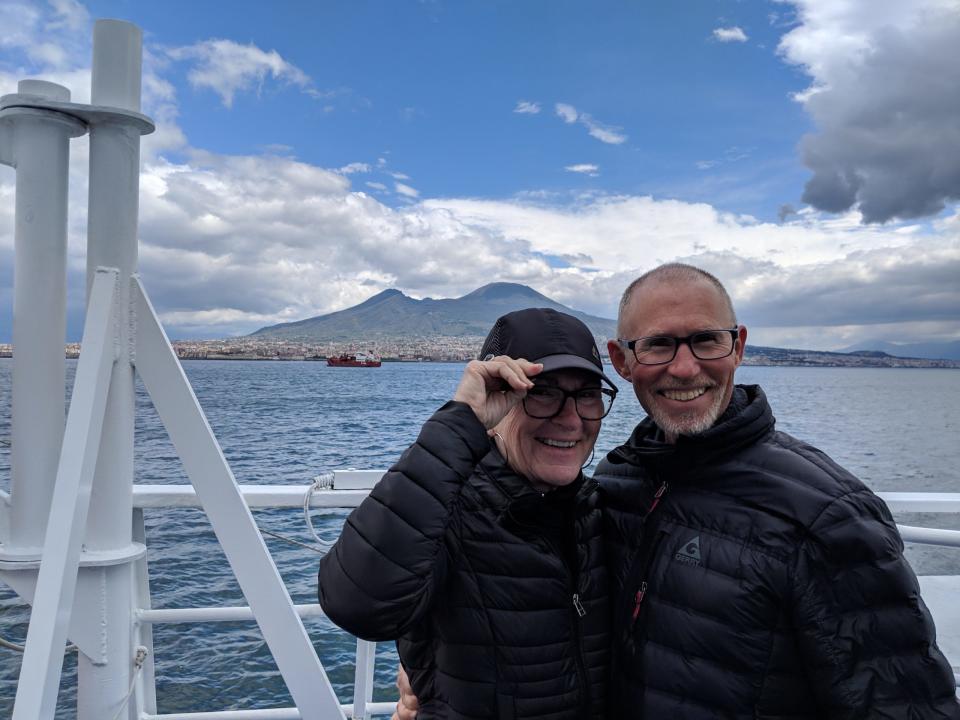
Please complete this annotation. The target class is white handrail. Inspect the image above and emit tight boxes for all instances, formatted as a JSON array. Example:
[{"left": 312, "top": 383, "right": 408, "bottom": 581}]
[
  {"left": 138, "top": 605, "right": 325, "bottom": 624},
  {"left": 131, "top": 484, "right": 960, "bottom": 511},
  {"left": 141, "top": 703, "right": 397, "bottom": 719},
  {"left": 898, "top": 525, "right": 960, "bottom": 548}
]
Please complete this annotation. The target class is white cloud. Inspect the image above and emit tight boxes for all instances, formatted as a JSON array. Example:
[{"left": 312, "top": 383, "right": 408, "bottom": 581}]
[
  {"left": 555, "top": 103, "right": 578, "bottom": 123},
  {"left": 395, "top": 182, "right": 419, "bottom": 198},
  {"left": 421, "top": 194, "right": 959, "bottom": 333},
  {"left": 167, "top": 39, "right": 312, "bottom": 108},
  {"left": 390, "top": 172, "right": 410, "bottom": 180},
  {"left": 0, "top": 0, "right": 89, "bottom": 73},
  {"left": 365, "top": 181, "right": 387, "bottom": 191},
  {"left": 337, "top": 162, "right": 370, "bottom": 175},
  {"left": 713, "top": 26, "right": 749, "bottom": 43},
  {"left": 514, "top": 100, "right": 541, "bottom": 114},
  {"left": 565, "top": 164, "right": 600, "bottom": 177},
  {"left": 584, "top": 119, "right": 627, "bottom": 145},
  {"left": 695, "top": 146, "right": 754, "bottom": 171},
  {"left": 47, "top": 0, "right": 89, "bottom": 32},
  {"left": 554, "top": 102, "right": 627, "bottom": 145}
]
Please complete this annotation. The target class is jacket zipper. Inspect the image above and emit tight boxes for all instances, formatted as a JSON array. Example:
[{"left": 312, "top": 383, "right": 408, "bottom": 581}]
[
  {"left": 568, "top": 583, "right": 590, "bottom": 713},
  {"left": 536, "top": 526, "right": 591, "bottom": 714},
  {"left": 629, "top": 480, "right": 669, "bottom": 628},
  {"left": 630, "top": 582, "right": 648, "bottom": 622},
  {"left": 573, "top": 593, "right": 586, "bottom": 617}
]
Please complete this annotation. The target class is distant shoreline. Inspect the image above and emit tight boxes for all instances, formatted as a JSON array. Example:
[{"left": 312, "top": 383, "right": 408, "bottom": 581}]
[{"left": 0, "top": 347, "right": 956, "bottom": 369}]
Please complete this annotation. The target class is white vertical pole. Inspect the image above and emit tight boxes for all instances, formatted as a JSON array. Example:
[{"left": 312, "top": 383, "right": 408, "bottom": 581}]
[
  {"left": 8, "top": 80, "right": 77, "bottom": 554},
  {"left": 352, "top": 640, "right": 376, "bottom": 720},
  {"left": 84, "top": 19, "right": 141, "bottom": 545},
  {"left": 77, "top": 19, "right": 144, "bottom": 720},
  {"left": 132, "top": 507, "right": 158, "bottom": 714}
]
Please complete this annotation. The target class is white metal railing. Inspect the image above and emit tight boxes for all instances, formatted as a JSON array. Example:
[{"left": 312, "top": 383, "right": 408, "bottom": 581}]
[
  {"left": 4, "top": 481, "right": 960, "bottom": 717},
  {"left": 879, "top": 492, "right": 960, "bottom": 548}
]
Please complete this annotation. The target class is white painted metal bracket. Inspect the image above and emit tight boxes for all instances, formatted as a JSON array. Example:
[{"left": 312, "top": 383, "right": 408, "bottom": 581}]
[
  {"left": 12, "top": 268, "right": 118, "bottom": 720},
  {"left": 132, "top": 276, "right": 345, "bottom": 720}
]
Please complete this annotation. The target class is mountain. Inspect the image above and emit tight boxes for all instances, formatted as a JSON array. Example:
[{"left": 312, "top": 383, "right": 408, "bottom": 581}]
[
  {"left": 249, "top": 282, "right": 617, "bottom": 341},
  {"left": 846, "top": 340, "right": 960, "bottom": 361},
  {"left": 840, "top": 340, "right": 960, "bottom": 361}
]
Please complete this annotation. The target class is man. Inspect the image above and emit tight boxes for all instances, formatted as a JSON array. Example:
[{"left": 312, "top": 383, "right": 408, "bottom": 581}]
[
  {"left": 597, "top": 262, "right": 959, "bottom": 717},
  {"left": 393, "top": 263, "right": 959, "bottom": 719}
]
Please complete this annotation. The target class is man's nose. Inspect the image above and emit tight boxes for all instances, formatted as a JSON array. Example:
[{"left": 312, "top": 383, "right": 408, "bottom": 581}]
[{"left": 667, "top": 342, "right": 701, "bottom": 378}]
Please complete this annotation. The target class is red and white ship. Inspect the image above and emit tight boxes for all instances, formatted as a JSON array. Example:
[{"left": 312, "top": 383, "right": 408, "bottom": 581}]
[{"left": 326, "top": 351, "right": 382, "bottom": 367}]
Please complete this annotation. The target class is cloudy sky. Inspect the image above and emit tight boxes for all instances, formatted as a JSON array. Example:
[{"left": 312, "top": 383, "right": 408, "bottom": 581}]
[{"left": 0, "top": 0, "right": 957, "bottom": 350}]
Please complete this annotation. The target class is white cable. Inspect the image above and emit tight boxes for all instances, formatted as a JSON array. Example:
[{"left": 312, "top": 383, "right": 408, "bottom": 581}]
[
  {"left": 0, "top": 634, "right": 77, "bottom": 654},
  {"left": 304, "top": 472, "right": 335, "bottom": 546},
  {"left": 109, "top": 645, "right": 148, "bottom": 720}
]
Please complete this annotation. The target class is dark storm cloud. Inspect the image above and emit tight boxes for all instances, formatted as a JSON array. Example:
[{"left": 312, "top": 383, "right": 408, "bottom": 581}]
[{"left": 788, "top": 6, "right": 960, "bottom": 223}]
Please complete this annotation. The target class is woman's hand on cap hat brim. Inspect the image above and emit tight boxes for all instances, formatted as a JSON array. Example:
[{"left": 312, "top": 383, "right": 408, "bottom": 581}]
[{"left": 453, "top": 356, "right": 543, "bottom": 429}]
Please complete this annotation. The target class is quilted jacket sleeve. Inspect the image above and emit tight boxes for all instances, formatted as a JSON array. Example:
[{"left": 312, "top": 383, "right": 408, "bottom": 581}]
[
  {"left": 317, "top": 401, "right": 490, "bottom": 641},
  {"left": 791, "top": 488, "right": 960, "bottom": 719}
]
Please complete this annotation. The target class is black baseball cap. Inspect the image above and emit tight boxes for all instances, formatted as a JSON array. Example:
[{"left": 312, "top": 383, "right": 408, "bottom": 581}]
[{"left": 478, "top": 308, "right": 616, "bottom": 390}]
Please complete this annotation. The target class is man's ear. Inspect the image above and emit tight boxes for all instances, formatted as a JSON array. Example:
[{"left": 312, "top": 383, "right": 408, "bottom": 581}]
[
  {"left": 607, "top": 339, "right": 630, "bottom": 378},
  {"left": 733, "top": 325, "right": 748, "bottom": 366}
]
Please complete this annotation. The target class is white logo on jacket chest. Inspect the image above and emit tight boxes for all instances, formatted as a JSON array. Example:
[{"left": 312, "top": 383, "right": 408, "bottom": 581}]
[{"left": 674, "top": 536, "right": 702, "bottom": 566}]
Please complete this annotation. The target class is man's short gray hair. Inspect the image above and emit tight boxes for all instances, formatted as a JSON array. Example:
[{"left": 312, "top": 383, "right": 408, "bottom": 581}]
[{"left": 617, "top": 263, "right": 737, "bottom": 336}]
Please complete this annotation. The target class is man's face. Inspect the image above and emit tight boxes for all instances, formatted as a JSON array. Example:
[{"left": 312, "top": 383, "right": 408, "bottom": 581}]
[
  {"left": 495, "top": 369, "right": 602, "bottom": 492},
  {"left": 607, "top": 278, "right": 747, "bottom": 443}
]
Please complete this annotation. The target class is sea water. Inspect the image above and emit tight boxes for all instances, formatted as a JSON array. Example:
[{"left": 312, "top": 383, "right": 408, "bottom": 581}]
[{"left": 0, "top": 359, "right": 958, "bottom": 715}]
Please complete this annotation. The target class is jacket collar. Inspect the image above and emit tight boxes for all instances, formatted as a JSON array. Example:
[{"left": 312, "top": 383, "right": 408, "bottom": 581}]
[
  {"left": 474, "top": 446, "right": 595, "bottom": 527},
  {"left": 606, "top": 384, "right": 775, "bottom": 473}
]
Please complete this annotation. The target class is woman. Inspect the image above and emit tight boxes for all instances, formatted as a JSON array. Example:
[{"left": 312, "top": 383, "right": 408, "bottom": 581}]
[{"left": 318, "top": 308, "right": 617, "bottom": 719}]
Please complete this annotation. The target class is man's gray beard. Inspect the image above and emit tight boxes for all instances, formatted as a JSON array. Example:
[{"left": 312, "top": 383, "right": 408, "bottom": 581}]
[{"left": 648, "top": 384, "right": 727, "bottom": 440}]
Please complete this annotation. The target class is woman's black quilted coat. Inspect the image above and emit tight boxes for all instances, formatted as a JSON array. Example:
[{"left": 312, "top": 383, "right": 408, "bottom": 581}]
[{"left": 318, "top": 401, "right": 610, "bottom": 719}]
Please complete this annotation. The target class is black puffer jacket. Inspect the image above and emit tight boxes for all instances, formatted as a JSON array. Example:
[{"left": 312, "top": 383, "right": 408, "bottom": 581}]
[
  {"left": 318, "top": 401, "right": 609, "bottom": 719},
  {"left": 596, "top": 385, "right": 959, "bottom": 719}
]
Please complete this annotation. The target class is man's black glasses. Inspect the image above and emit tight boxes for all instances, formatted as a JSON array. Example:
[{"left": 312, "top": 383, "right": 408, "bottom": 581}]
[
  {"left": 522, "top": 385, "right": 617, "bottom": 421},
  {"left": 620, "top": 328, "right": 739, "bottom": 366}
]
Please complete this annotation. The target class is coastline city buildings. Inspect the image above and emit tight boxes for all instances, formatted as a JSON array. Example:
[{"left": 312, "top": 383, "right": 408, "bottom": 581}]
[{"left": 0, "top": 339, "right": 957, "bottom": 369}]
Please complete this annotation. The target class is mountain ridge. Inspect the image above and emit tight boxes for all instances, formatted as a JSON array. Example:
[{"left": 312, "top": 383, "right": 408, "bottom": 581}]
[
  {"left": 247, "top": 283, "right": 958, "bottom": 366},
  {"left": 250, "top": 282, "right": 617, "bottom": 342}
]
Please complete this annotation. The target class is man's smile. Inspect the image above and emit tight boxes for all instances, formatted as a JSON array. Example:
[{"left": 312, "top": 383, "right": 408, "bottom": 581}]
[{"left": 658, "top": 386, "right": 712, "bottom": 402}]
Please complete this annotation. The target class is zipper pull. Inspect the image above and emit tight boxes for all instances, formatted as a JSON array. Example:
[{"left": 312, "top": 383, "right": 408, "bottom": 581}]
[
  {"left": 572, "top": 593, "right": 586, "bottom": 618},
  {"left": 649, "top": 481, "right": 668, "bottom": 513},
  {"left": 631, "top": 581, "right": 648, "bottom": 623}
]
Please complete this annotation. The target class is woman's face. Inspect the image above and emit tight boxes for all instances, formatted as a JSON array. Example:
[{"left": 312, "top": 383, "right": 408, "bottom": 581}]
[{"left": 494, "top": 369, "right": 603, "bottom": 492}]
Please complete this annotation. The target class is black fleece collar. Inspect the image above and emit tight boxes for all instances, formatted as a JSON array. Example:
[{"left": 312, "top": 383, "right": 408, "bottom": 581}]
[
  {"left": 476, "top": 446, "right": 594, "bottom": 528},
  {"left": 606, "top": 384, "right": 776, "bottom": 473}
]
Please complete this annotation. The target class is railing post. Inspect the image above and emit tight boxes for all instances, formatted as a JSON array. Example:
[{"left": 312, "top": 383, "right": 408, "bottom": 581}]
[
  {"left": 133, "top": 507, "right": 158, "bottom": 714},
  {"left": 353, "top": 640, "right": 376, "bottom": 720}
]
